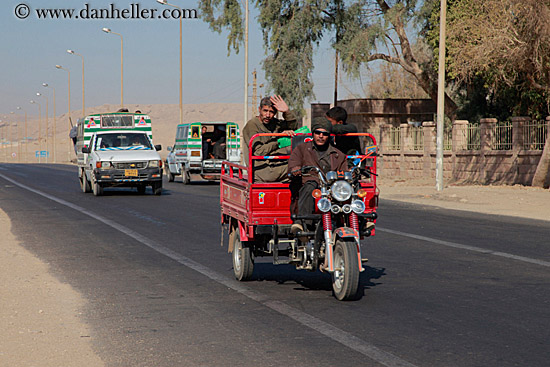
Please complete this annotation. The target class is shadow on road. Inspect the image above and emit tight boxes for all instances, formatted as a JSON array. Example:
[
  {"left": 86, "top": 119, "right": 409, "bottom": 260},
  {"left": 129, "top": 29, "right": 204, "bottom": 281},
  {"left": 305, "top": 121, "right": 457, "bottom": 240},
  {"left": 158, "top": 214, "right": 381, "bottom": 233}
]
[{"left": 250, "top": 262, "right": 386, "bottom": 300}]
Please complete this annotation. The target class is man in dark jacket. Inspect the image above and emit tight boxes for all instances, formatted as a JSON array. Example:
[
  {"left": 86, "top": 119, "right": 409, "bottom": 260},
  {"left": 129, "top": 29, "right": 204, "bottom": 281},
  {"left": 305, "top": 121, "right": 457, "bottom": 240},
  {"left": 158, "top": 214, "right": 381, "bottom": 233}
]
[
  {"left": 326, "top": 106, "right": 361, "bottom": 156},
  {"left": 288, "top": 117, "right": 348, "bottom": 235},
  {"left": 242, "top": 95, "right": 297, "bottom": 182}
]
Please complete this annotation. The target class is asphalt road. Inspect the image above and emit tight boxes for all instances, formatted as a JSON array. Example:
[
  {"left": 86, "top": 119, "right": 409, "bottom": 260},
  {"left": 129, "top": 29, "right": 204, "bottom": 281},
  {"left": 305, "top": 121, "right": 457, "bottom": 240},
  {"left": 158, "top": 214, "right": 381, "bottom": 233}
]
[{"left": 1, "top": 163, "right": 549, "bottom": 367}]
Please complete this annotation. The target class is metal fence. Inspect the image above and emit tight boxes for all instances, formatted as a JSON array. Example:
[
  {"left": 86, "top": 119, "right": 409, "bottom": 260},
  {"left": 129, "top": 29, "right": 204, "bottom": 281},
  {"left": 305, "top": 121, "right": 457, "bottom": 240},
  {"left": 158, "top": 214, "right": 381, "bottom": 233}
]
[
  {"left": 406, "top": 126, "right": 423, "bottom": 151},
  {"left": 523, "top": 121, "right": 548, "bottom": 150},
  {"left": 491, "top": 121, "right": 513, "bottom": 150},
  {"left": 455, "top": 124, "right": 481, "bottom": 150},
  {"left": 444, "top": 128, "right": 452, "bottom": 151},
  {"left": 388, "top": 126, "right": 401, "bottom": 150}
]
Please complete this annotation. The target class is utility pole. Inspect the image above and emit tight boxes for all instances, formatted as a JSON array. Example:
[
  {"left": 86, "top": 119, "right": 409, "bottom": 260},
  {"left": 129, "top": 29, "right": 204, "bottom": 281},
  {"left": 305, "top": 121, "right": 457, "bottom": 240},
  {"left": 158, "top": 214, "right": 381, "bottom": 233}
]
[
  {"left": 334, "top": 51, "right": 339, "bottom": 106},
  {"left": 436, "top": 0, "right": 447, "bottom": 191},
  {"left": 252, "top": 69, "right": 257, "bottom": 110}
]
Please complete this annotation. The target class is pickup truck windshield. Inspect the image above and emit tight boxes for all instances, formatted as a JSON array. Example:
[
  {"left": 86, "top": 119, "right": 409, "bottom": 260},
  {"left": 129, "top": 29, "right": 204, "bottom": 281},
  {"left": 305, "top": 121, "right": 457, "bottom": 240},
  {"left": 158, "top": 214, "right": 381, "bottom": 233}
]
[{"left": 96, "top": 133, "right": 152, "bottom": 150}]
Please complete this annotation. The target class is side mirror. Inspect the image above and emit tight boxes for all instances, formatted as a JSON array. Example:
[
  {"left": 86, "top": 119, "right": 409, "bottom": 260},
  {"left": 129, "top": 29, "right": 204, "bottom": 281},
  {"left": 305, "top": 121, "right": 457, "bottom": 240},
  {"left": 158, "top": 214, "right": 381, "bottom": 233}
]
[
  {"left": 167, "top": 146, "right": 172, "bottom": 152},
  {"left": 155, "top": 144, "right": 162, "bottom": 151},
  {"left": 82, "top": 147, "right": 90, "bottom": 154}
]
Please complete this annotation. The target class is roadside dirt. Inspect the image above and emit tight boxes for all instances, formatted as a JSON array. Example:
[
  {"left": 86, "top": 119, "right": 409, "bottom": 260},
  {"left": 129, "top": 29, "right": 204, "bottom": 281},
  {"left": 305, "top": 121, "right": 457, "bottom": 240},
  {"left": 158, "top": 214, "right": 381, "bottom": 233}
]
[
  {"left": 0, "top": 179, "right": 548, "bottom": 365},
  {"left": 0, "top": 208, "right": 105, "bottom": 366},
  {"left": 378, "top": 177, "right": 550, "bottom": 222}
]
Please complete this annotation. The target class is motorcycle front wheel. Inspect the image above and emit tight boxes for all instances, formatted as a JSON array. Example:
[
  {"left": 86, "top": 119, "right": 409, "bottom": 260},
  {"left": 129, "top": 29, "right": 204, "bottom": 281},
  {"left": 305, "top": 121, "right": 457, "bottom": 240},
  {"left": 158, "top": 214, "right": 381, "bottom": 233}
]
[{"left": 332, "top": 239, "right": 360, "bottom": 301}]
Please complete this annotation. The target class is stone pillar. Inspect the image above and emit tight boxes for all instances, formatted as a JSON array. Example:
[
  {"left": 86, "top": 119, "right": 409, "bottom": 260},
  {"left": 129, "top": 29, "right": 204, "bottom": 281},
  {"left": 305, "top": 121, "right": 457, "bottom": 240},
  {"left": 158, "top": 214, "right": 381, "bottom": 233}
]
[
  {"left": 452, "top": 120, "right": 468, "bottom": 180},
  {"left": 400, "top": 123, "right": 409, "bottom": 152},
  {"left": 480, "top": 118, "right": 497, "bottom": 183},
  {"left": 452, "top": 120, "right": 469, "bottom": 151},
  {"left": 422, "top": 121, "right": 435, "bottom": 178},
  {"left": 512, "top": 117, "right": 529, "bottom": 152}
]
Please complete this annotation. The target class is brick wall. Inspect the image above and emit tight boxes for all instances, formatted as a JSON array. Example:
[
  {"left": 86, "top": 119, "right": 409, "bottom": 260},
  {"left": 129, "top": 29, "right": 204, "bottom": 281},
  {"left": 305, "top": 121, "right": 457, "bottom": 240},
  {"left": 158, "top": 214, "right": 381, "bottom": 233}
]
[{"left": 377, "top": 117, "right": 550, "bottom": 185}]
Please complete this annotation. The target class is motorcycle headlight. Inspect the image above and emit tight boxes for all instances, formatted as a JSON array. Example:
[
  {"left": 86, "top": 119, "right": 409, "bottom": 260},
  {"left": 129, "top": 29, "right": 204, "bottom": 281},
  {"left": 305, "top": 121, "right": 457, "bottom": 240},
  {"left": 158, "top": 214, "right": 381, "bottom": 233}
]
[
  {"left": 326, "top": 171, "right": 337, "bottom": 184},
  {"left": 344, "top": 171, "right": 353, "bottom": 182},
  {"left": 148, "top": 160, "right": 160, "bottom": 168},
  {"left": 331, "top": 181, "right": 352, "bottom": 202},
  {"left": 317, "top": 198, "right": 331, "bottom": 212},
  {"left": 342, "top": 204, "right": 352, "bottom": 214},
  {"left": 351, "top": 199, "right": 365, "bottom": 214}
]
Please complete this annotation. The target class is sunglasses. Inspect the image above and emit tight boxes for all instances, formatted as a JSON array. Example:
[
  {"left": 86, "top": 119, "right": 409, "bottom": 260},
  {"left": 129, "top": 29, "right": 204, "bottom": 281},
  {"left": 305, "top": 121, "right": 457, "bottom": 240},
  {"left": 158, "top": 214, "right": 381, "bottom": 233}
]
[{"left": 313, "top": 130, "right": 330, "bottom": 137}]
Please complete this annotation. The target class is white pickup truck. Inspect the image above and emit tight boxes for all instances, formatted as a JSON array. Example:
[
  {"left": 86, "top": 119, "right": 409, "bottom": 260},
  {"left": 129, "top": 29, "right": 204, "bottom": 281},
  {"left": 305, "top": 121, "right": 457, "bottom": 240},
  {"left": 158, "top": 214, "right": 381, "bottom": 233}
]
[{"left": 80, "top": 130, "right": 163, "bottom": 196}]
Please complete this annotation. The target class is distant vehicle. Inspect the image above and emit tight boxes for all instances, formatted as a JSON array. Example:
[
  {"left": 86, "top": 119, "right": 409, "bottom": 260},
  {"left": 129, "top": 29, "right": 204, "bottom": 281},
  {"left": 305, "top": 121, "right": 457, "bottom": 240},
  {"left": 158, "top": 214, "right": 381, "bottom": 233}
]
[
  {"left": 76, "top": 112, "right": 163, "bottom": 196},
  {"left": 165, "top": 121, "right": 240, "bottom": 184}
]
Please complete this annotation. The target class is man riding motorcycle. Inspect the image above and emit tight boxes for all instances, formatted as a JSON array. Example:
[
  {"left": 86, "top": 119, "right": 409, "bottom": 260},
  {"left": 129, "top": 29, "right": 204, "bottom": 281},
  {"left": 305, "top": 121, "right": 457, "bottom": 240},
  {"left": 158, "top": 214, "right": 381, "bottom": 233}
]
[{"left": 288, "top": 117, "right": 348, "bottom": 236}]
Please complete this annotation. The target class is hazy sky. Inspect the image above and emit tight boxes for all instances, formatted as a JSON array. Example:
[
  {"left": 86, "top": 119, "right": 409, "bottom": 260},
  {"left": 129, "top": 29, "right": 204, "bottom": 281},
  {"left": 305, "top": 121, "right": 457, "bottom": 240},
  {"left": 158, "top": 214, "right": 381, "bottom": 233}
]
[{"left": 1, "top": 0, "right": 369, "bottom": 119}]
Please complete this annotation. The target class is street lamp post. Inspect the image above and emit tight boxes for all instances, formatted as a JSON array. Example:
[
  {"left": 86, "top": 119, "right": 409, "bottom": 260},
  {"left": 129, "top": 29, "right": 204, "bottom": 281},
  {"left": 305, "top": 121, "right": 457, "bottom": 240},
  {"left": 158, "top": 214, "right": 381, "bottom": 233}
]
[
  {"left": 0, "top": 120, "right": 4, "bottom": 162},
  {"left": 17, "top": 106, "right": 27, "bottom": 163},
  {"left": 9, "top": 112, "right": 14, "bottom": 161},
  {"left": 43, "top": 83, "right": 57, "bottom": 163},
  {"left": 36, "top": 92, "right": 49, "bottom": 163},
  {"left": 436, "top": 0, "right": 447, "bottom": 191},
  {"left": 67, "top": 50, "right": 85, "bottom": 116},
  {"left": 30, "top": 100, "right": 41, "bottom": 163},
  {"left": 244, "top": 0, "right": 249, "bottom": 126},
  {"left": 42, "top": 83, "right": 57, "bottom": 163},
  {"left": 157, "top": 0, "right": 183, "bottom": 124},
  {"left": 102, "top": 28, "right": 124, "bottom": 108},
  {"left": 56, "top": 65, "right": 71, "bottom": 162}
]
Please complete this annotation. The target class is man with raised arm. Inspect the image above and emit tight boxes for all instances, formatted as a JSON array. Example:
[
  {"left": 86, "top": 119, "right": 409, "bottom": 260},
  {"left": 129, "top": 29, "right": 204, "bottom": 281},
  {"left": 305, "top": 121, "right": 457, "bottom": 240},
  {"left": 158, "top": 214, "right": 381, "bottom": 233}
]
[{"left": 242, "top": 95, "right": 297, "bottom": 182}]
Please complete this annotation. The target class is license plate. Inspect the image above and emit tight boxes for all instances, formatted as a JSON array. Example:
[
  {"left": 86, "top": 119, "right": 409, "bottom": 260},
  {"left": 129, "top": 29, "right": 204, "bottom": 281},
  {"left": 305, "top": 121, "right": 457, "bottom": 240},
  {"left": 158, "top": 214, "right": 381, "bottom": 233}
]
[{"left": 125, "top": 169, "right": 138, "bottom": 177}]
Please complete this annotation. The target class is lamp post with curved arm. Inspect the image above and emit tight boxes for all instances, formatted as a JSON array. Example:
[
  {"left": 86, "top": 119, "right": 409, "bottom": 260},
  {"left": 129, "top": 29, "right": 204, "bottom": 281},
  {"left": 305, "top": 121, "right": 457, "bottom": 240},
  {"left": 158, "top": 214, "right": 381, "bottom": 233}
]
[
  {"left": 36, "top": 92, "right": 49, "bottom": 162},
  {"left": 67, "top": 50, "right": 85, "bottom": 117},
  {"left": 17, "top": 106, "right": 27, "bottom": 162},
  {"left": 56, "top": 64, "right": 71, "bottom": 162},
  {"left": 102, "top": 28, "right": 124, "bottom": 108},
  {"left": 30, "top": 100, "right": 41, "bottom": 163},
  {"left": 157, "top": 0, "right": 183, "bottom": 124},
  {"left": 43, "top": 83, "right": 57, "bottom": 163}
]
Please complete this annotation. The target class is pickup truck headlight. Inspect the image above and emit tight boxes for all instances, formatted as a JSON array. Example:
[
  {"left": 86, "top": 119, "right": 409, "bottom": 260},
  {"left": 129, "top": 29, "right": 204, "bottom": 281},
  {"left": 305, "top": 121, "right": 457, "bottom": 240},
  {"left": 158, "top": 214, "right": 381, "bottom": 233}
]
[
  {"left": 96, "top": 161, "right": 112, "bottom": 169},
  {"left": 148, "top": 160, "right": 162, "bottom": 168}
]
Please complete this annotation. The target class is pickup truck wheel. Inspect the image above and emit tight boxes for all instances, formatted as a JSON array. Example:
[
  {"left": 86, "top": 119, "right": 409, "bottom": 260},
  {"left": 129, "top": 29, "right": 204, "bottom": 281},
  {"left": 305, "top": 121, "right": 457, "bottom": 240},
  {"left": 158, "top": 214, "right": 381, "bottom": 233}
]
[
  {"left": 152, "top": 182, "right": 162, "bottom": 196},
  {"left": 136, "top": 184, "right": 146, "bottom": 195},
  {"left": 167, "top": 167, "right": 174, "bottom": 182},
  {"left": 332, "top": 239, "right": 360, "bottom": 301},
  {"left": 181, "top": 166, "right": 190, "bottom": 185},
  {"left": 80, "top": 172, "right": 91, "bottom": 193},
  {"left": 232, "top": 231, "right": 254, "bottom": 281},
  {"left": 92, "top": 180, "right": 103, "bottom": 196}
]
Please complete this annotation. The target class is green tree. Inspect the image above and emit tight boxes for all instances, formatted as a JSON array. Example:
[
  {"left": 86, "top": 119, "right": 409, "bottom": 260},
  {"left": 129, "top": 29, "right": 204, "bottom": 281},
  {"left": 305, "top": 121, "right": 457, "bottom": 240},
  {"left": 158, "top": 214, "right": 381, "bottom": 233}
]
[
  {"left": 199, "top": 0, "right": 458, "bottom": 118},
  {"left": 430, "top": 0, "right": 550, "bottom": 186}
]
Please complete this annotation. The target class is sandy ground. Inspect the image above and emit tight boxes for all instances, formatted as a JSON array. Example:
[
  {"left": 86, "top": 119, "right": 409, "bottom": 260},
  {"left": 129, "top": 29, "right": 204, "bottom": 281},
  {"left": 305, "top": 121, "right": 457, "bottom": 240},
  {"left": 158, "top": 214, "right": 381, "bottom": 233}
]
[
  {"left": 1, "top": 103, "right": 548, "bottom": 364},
  {"left": 0, "top": 208, "right": 105, "bottom": 366}
]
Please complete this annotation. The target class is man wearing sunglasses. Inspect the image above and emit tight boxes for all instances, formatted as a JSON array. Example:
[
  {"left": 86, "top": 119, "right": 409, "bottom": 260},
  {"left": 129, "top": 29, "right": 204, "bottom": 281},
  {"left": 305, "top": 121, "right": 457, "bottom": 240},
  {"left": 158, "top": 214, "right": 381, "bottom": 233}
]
[
  {"left": 288, "top": 117, "right": 349, "bottom": 236},
  {"left": 242, "top": 95, "right": 298, "bottom": 182}
]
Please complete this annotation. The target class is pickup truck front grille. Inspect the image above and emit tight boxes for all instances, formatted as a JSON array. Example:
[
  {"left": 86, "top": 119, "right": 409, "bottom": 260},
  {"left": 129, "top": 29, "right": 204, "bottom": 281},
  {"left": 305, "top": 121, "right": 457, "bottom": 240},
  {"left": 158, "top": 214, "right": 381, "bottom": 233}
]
[{"left": 113, "top": 162, "right": 147, "bottom": 169}]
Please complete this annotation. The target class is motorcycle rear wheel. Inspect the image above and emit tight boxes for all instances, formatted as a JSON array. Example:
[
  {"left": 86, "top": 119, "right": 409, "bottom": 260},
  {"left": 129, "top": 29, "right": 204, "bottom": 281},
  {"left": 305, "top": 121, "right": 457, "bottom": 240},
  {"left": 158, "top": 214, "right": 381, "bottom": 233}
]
[
  {"left": 232, "top": 231, "right": 254, "bottom": 281},
  {"left": 332, "top": 239, "right": 360, "bottom": 301}
]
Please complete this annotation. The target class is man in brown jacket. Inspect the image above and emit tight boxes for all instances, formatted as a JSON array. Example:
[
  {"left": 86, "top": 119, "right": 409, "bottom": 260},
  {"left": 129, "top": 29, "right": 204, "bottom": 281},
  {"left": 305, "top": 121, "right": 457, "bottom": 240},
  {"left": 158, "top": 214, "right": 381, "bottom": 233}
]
[
  {"left": 242, "top": 95, "right": 297, "bottom": 182},
  {"left": 288, "top": 117, "right": 348, "bottom": 234}
]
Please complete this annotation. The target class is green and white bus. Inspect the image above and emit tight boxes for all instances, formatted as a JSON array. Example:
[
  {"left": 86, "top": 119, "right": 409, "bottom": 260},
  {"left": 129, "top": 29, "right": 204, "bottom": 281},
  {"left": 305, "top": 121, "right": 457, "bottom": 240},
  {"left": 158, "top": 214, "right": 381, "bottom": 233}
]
[{"left": 165, "top": 121, "right": 240, "bottom": 184}]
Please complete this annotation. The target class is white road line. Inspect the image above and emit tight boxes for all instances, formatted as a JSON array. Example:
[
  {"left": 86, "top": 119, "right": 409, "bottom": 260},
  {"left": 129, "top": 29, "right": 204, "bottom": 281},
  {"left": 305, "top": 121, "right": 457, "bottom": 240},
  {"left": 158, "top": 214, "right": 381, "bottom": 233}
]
[
  {"left": 377, "top": 227, "right": 550, "bottom": 268},
  {"left": 0, "top": 173, "right": 417, "bottom": 367}
]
